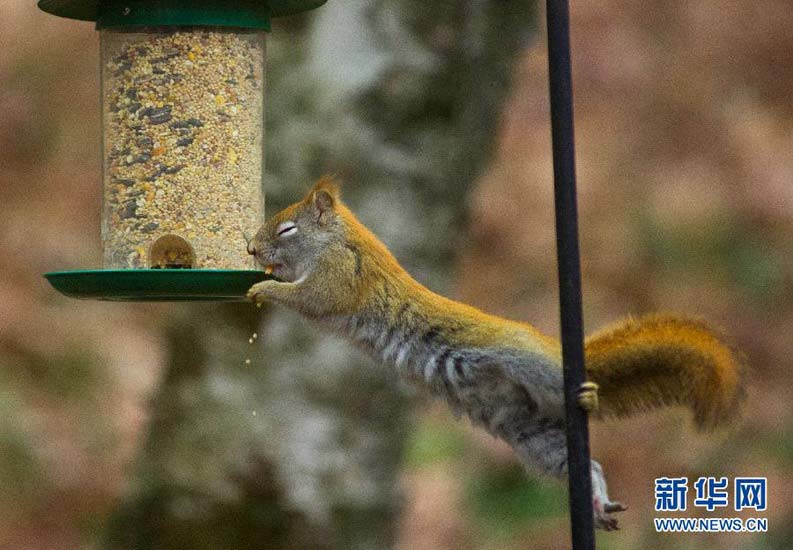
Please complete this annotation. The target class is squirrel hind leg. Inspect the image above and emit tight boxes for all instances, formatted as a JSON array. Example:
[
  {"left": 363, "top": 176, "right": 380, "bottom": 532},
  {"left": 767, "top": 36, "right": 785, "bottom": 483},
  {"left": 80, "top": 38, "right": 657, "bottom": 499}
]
[
  {"left": 591, "top": 460, "right": 627, "bottom": 531},
  {"left": 506, "top": 418, "right": 627, "bottom": 529}
]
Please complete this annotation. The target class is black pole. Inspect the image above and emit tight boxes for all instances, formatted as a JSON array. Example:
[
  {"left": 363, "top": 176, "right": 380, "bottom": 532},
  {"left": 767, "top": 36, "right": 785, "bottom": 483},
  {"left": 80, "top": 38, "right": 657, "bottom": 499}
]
[{"left": 545, "top": 0, "right": 596, "bottom": 548}]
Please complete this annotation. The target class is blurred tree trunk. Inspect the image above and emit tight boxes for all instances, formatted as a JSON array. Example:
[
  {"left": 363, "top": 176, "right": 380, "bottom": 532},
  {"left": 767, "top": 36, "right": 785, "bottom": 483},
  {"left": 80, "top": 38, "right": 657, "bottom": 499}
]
[{"left": 105, "top": 2, "right": 534, "bottom": 549}]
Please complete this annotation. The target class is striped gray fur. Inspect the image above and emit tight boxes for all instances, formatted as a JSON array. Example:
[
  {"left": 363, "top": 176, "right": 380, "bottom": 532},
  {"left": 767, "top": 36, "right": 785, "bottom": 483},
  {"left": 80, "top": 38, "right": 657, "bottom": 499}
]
[{"left": 327, "top": 305, "right": 572, "bottom": 479}]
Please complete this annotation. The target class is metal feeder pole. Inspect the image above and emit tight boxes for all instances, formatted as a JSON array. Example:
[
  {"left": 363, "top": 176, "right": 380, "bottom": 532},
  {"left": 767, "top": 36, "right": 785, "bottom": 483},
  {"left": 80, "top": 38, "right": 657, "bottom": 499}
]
[{"left": 545, "top": 0, "right": 596, "bottom": 547}]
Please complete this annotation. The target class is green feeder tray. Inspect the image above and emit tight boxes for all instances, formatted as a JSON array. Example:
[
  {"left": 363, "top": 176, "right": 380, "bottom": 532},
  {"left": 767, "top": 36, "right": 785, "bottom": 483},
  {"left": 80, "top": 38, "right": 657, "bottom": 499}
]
[
  {"left": 45, "top": 269, "right": 269, "bottom": 302},
  {"left": 38, "top": 0, "right": 328, "bottom": 28}
]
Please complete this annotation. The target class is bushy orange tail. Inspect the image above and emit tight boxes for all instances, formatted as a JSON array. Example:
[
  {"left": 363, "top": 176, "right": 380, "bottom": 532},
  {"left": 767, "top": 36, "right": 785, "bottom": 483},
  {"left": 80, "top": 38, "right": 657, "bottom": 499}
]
[{"left": 585, "top": 315, "right": 745, "bottom": 430}]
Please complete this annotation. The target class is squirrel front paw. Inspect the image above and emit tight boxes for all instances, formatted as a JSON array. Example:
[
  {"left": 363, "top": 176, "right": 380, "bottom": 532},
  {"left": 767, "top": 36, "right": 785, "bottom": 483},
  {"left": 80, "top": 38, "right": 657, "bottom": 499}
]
[
  {"left": 247, "top": 280, "right": 272, "bottom": 304},
  {"left": 247, "top": 279, "right": 300, "bottom": 307},
  {"left": 577, "top": 381, "right": 600, "bottom": 413}
]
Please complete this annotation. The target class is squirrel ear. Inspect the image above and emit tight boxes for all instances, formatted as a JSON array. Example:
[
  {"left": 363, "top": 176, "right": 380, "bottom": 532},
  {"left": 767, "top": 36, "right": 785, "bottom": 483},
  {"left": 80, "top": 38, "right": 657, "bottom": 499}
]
[
  {"left": 313, "top": 188, "right": 334, "bottom": 212},
  {"left": 306, "top": 175, "right": 341, "bottom": 202},
  {"left": 306, "top": 175, "right": 340, "bottom": 225}
]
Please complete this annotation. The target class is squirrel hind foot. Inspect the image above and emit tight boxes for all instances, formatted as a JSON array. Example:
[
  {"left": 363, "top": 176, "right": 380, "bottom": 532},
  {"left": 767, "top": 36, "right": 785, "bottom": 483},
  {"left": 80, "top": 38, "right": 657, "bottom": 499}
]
[
  {"left": 594, "top": 499, "right": 627, "bottom": 531},
  {"left": 577, "top": 381, "right": 600, "bottom": 413}
]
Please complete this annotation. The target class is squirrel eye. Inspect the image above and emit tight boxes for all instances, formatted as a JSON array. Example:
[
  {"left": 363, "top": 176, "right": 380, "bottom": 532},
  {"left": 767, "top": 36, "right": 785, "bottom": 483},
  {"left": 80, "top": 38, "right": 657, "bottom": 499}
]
[{"left": 277, "top": 221, "right": 298, "bottom": 237}]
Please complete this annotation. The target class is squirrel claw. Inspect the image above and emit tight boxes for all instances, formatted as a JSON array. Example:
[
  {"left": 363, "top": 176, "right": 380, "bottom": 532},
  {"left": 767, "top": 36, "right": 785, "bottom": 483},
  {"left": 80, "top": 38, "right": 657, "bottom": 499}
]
[
  {"left": 577, "top": 381, "right": 600, "bottom": 413},
  {"left": 604, "top": 502, "right": 627, "bottom": 514},
  {"left": 596, "top": 515, "right": 620, "bottom": 531},
  {"left": 594, "top": 499, "right": 626, "bottom": 531},
  {"left": 247, "top": 282, "right": 267, "bottom": 303}
]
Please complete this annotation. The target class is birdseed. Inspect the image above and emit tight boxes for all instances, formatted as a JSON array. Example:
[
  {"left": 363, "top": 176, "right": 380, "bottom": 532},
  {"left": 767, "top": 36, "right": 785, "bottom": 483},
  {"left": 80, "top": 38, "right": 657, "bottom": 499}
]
[{"left": 101, "top": 29, "right": 265, "bottom": 269}]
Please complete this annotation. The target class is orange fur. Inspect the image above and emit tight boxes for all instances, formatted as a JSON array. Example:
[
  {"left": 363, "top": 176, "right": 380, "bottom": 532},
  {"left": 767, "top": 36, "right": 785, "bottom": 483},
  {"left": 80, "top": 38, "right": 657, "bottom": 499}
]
[
  {"left": 585, "top": 315, "right": 745, "bottom": 430},
  {"left": 337, "top": 200, "right": 561, "bottom": 354}
]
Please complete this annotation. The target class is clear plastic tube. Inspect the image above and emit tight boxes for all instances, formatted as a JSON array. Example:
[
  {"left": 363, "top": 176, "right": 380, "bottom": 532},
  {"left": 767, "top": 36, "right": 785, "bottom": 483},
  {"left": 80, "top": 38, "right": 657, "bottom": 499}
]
[{"left": 100, "top": 27, "right": 265, "bottom": 269}]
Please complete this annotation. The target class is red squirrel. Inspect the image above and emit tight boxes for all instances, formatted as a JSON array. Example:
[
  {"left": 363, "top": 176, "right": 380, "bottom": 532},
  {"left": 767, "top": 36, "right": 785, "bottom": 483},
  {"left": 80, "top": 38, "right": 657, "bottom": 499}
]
[{"left": 246, "top": 176, "right": 745, "bottom": 530}]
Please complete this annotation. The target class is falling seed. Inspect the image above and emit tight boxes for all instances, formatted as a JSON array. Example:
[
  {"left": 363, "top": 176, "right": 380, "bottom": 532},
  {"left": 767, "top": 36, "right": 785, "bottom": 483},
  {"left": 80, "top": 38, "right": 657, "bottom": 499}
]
[
  {"left": 252, "top": 411, "right": 257, "bottom": 416},
  {"left": 252, "top": 332, "right": 257, "bottom": 339},
  {"left": 245, "top": 359, "right": 251, "bottom": 365},
  {"left": 256, "top": 303, "right": 262, "bottom": 308}
]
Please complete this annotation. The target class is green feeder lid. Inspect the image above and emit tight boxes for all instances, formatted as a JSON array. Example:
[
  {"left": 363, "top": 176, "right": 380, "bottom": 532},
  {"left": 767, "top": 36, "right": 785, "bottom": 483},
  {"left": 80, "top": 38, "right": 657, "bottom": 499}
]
[
  {"left": 38, "top": 0, "right": 327, "bottom": 29},
  {"left": 45, "top": 269, "right": 269, "bottom": 302}
]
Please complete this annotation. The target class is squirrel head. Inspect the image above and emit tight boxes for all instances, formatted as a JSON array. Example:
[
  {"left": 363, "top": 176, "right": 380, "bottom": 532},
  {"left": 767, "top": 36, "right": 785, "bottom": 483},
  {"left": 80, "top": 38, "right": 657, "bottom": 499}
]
[{"left": 248, "top": 176, "right": 344, "bottom": 283}]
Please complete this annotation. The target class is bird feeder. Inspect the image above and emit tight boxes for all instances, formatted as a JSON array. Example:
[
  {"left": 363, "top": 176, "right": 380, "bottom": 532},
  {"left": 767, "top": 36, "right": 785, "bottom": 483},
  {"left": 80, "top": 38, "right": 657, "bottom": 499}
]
[{"left": 40, "top": 0, "right": 326, "bottom": 301}]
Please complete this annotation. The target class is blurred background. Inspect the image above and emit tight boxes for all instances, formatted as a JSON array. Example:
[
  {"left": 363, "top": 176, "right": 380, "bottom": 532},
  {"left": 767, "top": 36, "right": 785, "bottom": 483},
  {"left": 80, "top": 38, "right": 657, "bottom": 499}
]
[{"left": 1, "top": 1, "right": 792, "bottom": 549}]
